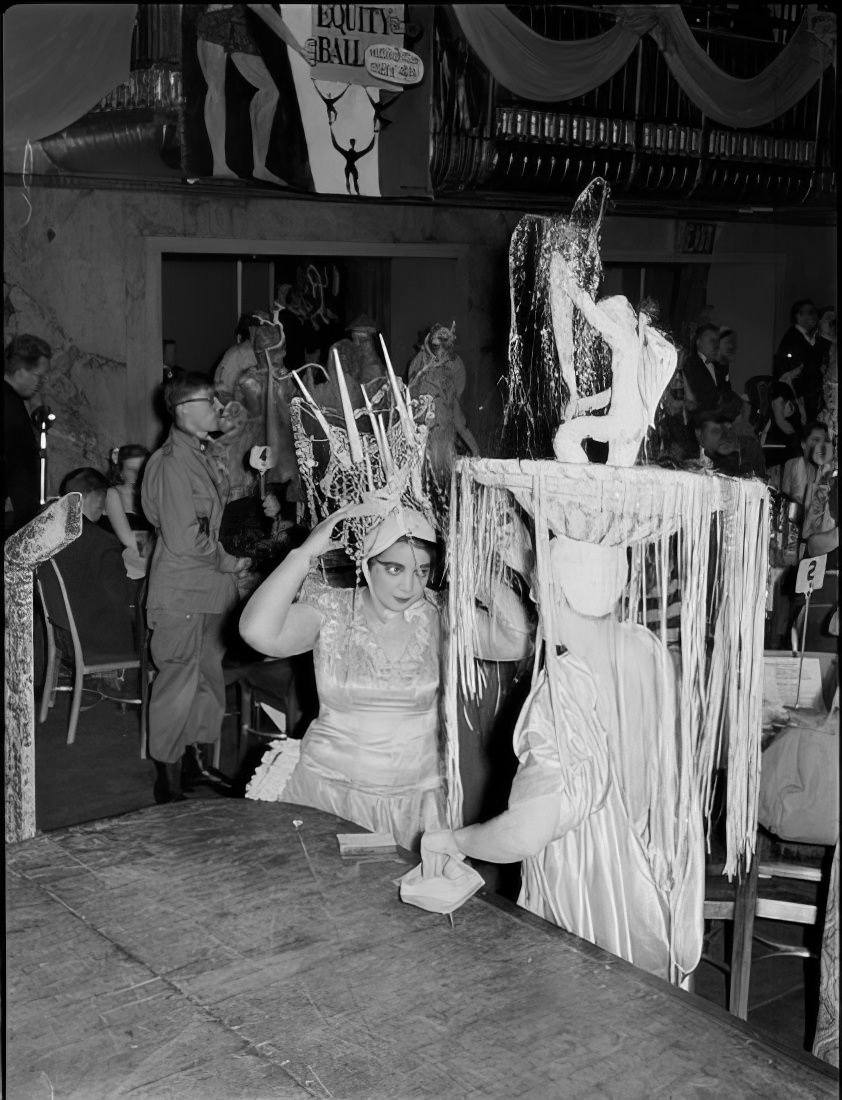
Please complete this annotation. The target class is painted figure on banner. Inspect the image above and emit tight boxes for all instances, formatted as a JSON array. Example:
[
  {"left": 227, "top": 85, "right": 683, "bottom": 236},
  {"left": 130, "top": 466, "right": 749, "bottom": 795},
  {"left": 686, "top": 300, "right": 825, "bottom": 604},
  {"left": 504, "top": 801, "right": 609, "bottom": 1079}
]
[
  {"left": 408, "top": 322, "right": 479, "bottom": 508},
  {"left": 313, "top": 80, "right": 350, "bottom": 123},
  {"left": 193, "top": 3, "right": 314, "bottom": 186},
  {"left": 182, "top": 5, "right": 433, "bottom": 198},
  {"left": 365, "top": 86, "right": 403, "bottom": 131},
  {"left": 329, "top": 123, "right": 376, "bottom": 195}
]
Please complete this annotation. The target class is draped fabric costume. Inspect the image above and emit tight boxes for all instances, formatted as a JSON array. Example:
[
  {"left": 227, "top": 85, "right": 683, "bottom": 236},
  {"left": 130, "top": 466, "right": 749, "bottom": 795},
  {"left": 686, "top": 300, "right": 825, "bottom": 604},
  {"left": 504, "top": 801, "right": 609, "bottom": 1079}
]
[
  {"left": 509, "top": 628, "right": 700, "bottom": 982},
  {"left": 253, "top": 582, "right": 445, "bottom": 851},
  {"left": 444, "top": 181, "right": 769, "bottom": 985}
]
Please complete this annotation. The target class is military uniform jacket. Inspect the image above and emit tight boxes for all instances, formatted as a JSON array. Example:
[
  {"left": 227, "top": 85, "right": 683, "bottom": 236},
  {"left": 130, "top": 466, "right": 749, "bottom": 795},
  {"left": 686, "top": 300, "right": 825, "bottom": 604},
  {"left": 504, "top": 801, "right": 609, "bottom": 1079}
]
[{"left": 142, "top": 428, "right": 240, "bottom": 613}]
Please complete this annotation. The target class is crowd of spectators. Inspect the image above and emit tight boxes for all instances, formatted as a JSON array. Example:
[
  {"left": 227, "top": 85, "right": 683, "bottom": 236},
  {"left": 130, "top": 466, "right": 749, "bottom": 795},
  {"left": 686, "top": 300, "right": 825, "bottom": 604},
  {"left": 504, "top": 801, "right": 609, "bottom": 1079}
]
[{"left": 651, "top": 298, "right": 838, "bottom": 651}]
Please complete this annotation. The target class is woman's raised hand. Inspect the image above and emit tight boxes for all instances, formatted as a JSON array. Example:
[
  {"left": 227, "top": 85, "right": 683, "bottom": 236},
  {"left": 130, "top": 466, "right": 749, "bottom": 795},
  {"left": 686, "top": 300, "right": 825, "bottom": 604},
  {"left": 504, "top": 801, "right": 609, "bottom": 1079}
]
[{"left": 301, "top": 505, "right": 354, "bottom": 560}]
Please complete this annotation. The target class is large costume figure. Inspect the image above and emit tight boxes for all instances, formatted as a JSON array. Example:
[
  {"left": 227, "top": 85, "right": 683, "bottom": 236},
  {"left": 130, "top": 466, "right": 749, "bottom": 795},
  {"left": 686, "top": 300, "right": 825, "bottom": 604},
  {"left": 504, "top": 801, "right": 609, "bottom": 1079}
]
[
  {"left": 213, "top": 306, "right": 303, "bottom": 501},
  {"left": 413, "top": 180, "right": 770, "bottom": 988},
  {"left": 408, "top": 322, "right": 479, "bottom": 508}
]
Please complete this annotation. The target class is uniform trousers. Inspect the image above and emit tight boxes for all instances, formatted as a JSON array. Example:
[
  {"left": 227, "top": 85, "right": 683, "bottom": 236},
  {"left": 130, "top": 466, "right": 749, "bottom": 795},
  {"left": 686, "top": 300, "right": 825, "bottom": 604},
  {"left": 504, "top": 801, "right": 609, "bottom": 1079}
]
[{"left": 147, "top": 608, "right": 227, "bottom": 763}]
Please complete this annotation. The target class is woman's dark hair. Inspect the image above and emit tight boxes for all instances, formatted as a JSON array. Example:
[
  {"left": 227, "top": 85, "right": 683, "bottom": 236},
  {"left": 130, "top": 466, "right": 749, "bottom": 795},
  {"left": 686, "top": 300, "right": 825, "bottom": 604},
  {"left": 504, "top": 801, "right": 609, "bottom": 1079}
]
[
  {"left": 60, "top": 467, "right": 109, "bottom": 496},
  {"left": 803, "top": 420, "right": 829, "bottom": 437},
  {"left": 108, "top": 444, "right": 150, "bottom": 486}
]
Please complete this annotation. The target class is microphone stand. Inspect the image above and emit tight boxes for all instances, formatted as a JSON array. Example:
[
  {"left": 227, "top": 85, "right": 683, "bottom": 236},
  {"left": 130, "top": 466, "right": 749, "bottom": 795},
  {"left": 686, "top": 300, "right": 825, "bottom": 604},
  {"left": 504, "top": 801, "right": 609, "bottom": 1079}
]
[{"left": 31, "top": 406, "right": 56, "bottom": 505}]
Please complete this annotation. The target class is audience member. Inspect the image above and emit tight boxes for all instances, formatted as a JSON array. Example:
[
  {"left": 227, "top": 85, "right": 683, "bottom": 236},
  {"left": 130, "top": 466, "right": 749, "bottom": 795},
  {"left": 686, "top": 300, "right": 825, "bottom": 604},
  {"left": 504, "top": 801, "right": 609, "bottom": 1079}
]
[
  {"left": 681, "top": 323, "right": 734, "bottom": 414},
  {"left": 774, "top": 299, "right": 829, "bottom": 421},
  {"left": 691, "top": 406, "right": 760, "bottom": 479},
  {"left": 817, "top": 306, "right": 837, "bottom": 441},
  {"left": 53, "top": 467, "right": 141, "bottom": 698},
  {"left": 717, "top": 327, "right": 737, "bottom": 372},
  {"left": 4, "top": 334, "right": 52, "bottom": 535},
  {"left": 780, "top": 421, "right": 830, "bottom": 523},
  {"left": 142, "top": 371, "right": 252, "bottom": 804},
  {"left": 214, "top": 313, "right": 259, "bottom": 401},
  {"left": 760, "top": 379, "right": 804, "bottom": 483},
  {"left": 101, "top": 444, "right": 153, "bottom": 579},
  {"left": 721, "top": 391, "right": 766, "bottom": 478},
  {"left": 801, "top": 437, "right": 838, "bottom": 548}
]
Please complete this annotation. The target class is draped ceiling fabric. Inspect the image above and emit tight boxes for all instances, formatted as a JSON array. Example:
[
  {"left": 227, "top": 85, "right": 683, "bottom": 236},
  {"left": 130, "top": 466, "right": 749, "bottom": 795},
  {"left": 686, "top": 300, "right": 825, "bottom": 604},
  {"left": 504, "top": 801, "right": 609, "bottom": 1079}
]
[
  {"left": 3, "top": 5, "right": 137, "bottom": 146},
  {"left": 449, "top": 5, "right": 640, "bottom": 102},
  {"left": 452, "top": 4, "right": 836, "bottom": 129}
]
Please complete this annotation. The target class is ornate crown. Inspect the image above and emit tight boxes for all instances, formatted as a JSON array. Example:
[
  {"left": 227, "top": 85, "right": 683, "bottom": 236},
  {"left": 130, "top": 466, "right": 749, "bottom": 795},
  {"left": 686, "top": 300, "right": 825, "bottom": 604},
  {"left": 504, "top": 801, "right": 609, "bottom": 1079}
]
[{"left": 290, "top": 339, "right": 438, "bottom": 563}]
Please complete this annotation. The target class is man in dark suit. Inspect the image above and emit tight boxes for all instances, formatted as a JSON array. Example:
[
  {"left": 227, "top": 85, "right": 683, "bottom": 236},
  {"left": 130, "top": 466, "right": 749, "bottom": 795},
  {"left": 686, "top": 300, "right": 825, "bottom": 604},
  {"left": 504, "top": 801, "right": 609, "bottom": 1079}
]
[
  {"left": 774, "top": 299, "right": 829, "bottom": 421},
  {"left": 681, "top": 323, "right": 734, "bottom": 415},
  {"left": 4, "top": 334, "right": 51, "bottom": 536}
]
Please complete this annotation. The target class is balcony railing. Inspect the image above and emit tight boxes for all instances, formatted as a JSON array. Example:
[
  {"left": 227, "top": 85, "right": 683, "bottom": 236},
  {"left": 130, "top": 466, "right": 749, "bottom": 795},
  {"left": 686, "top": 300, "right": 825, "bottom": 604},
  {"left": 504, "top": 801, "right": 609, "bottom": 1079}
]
[{"left": 431, "top": 4, "right": 836, "bottom": 208}]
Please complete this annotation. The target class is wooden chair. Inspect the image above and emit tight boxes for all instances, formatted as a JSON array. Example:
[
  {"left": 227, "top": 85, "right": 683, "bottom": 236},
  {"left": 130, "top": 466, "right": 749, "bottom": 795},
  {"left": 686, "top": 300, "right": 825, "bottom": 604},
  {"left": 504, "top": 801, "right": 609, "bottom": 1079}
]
[
  {"left": 36, "top": 558, "right": 148, "bottom": 750},
  {"left": 702, "top": 848, "right": 825, "bottom": 1020},
  {"left": 233, "top": 655, "right": 317, "bottom": 761}
]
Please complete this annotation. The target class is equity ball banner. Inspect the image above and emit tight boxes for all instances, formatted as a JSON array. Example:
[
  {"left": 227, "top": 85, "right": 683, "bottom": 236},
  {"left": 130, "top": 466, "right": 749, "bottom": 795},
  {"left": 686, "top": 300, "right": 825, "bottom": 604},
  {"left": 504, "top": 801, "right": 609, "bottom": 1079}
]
[
  {"left": 311, "top": 4, "right": 408, "bottom": 89},
  {"left": 181, "top": 4, "right": 433, "bottom": 198}
]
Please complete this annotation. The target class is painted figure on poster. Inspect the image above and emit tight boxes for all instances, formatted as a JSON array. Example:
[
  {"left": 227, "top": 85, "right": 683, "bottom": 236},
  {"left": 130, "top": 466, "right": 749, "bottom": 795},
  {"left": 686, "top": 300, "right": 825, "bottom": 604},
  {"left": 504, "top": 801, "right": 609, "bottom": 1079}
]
[
  {"left": 313, "top": 80, "right": 350, "bottom": 124},
  {"left": 330, "top": 124, "right": 376, "bottom": 195},
  {"left": 195, "top": 3, "right": 313, "bottom": 185}
]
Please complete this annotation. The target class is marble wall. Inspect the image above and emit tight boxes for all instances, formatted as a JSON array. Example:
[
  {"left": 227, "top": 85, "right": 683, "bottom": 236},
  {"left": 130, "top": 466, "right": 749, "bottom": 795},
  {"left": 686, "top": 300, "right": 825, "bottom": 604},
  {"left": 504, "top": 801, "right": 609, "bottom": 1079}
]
[{"left": 4, "top": 179, "right": 835, "bottom": 495}]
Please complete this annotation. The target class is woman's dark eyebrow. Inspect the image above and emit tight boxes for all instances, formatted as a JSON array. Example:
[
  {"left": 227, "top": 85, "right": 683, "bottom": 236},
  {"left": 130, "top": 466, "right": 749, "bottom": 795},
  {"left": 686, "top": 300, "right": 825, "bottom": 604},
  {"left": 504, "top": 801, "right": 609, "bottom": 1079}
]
[{"left": 374, "top": 557, "right": 404, "bottom": 568}]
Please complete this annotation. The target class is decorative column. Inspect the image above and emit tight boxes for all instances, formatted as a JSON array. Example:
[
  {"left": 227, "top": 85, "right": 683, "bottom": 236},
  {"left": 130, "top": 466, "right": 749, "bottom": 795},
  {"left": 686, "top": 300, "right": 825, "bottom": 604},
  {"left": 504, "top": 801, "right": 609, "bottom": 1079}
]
[{"left": 5, "top": 495, "right": 81, "bottom": 843}]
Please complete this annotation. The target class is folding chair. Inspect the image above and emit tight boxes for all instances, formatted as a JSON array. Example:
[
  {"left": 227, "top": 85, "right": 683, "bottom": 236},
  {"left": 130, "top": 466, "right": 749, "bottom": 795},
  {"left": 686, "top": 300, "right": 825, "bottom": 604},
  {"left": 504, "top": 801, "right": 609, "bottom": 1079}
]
[
  {"left": 36, "top": 557, "right": 148, "bottom": 750},
  {"left": 701, "top": 841, "right": 826, "bottom": 1020}
]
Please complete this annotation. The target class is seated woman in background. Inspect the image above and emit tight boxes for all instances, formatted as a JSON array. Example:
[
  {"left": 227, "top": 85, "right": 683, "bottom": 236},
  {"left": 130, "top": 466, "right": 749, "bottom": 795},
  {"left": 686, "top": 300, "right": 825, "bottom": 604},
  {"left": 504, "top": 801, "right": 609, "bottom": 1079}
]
[
  {"left": 760, "top": 379, "right": 804, "bottom": 485},
  {"left": 54, "top": 467, "right": 141, "bottom": 698},
  {"left": 780, "top": 421, "right": 830, "bottom": 528},
  {"left": 100, "top": 444, "right": 154, "bottom": 578},
  {"left": 240, "top": 502, "right": 533, "bottom": 851}
]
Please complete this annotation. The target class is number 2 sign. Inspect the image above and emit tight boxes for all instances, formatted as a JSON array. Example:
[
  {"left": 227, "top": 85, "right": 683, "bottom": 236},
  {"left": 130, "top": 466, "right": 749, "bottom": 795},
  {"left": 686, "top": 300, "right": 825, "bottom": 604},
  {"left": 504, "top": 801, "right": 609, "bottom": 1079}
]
[{"left": 795, "top": 555, "right": 826, "bottom": 595}]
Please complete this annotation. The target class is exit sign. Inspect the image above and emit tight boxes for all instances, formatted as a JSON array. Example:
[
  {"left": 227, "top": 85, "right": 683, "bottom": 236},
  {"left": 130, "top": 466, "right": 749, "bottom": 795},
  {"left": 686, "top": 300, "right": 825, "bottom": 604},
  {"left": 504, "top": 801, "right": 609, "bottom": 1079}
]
[{"left": 677, "top": 222, "right": 717, "bottom": 254}]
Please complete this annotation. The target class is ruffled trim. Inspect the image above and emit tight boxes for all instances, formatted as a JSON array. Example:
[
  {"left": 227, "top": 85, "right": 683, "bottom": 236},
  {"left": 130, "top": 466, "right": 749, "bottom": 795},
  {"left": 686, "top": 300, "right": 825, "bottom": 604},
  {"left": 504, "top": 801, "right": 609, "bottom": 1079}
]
[{"left": 244, "top": 740, "right": 301, "bottom": 802}]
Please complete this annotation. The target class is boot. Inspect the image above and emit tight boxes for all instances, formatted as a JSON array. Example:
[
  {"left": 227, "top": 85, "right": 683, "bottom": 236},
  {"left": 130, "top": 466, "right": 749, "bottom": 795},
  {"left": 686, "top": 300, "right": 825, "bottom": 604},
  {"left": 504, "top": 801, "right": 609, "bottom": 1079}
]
[
  {"left": 181, "top": 743, "right": 233, "bottom": 792},
  {"left": 152, "top": 760, "right": 188, "bottom": 804}
]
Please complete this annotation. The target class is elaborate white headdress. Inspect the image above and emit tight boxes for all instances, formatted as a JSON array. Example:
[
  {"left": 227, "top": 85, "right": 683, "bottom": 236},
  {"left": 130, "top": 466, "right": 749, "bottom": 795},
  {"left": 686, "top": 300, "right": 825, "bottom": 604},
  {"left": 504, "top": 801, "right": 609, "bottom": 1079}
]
[{"left": 290, "top": 338, "right": 439, "bottom": 566}]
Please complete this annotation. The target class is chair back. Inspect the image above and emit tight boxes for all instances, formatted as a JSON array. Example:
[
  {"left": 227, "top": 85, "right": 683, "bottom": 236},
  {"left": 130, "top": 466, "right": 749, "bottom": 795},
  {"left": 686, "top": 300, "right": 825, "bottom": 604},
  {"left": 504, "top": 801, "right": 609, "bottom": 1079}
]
[
  {"left": 744, "top": 374, "right": 773, "bottom": 428},
  {"left": 37, "top": 558, "right": 84, "bottom": 668}
]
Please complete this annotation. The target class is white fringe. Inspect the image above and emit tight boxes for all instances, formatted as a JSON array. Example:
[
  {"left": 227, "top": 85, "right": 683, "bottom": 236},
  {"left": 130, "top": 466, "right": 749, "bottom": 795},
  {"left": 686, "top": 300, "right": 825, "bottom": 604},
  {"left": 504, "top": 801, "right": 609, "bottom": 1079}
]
[{"left": 244, "top": 738, "right": 301, "bottom": 802}]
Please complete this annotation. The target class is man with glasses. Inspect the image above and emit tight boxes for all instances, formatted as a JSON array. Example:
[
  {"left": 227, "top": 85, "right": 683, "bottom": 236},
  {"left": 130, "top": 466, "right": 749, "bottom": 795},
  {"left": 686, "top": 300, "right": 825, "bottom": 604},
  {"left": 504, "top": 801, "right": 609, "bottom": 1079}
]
[
  {"left": 4, "top": 334, "right": 51, "bottom": 536},
  {"left": 142, "top": 372, "right": 251, "bottom": 803}
]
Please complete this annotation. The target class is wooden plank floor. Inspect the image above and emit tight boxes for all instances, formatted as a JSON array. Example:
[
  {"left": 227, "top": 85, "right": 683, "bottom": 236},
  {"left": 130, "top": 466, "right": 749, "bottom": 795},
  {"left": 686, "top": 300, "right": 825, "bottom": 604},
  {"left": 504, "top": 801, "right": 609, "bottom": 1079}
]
[{"left": 7, "top": 801, "right": 838, "bottom": 1100}]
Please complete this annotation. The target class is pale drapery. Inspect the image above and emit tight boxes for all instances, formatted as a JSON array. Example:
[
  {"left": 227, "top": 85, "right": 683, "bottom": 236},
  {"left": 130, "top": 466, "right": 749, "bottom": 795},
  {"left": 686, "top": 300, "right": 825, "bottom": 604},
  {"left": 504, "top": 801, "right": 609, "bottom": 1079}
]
[
  {"left": 449, "top": 5, "right": 640, "bottom": 103},
  {"left": 452, "top": 4, "right": 835, "bottom": 129},
  {"left": 3, "top": 5, "right": 137, "bottom": 146}
]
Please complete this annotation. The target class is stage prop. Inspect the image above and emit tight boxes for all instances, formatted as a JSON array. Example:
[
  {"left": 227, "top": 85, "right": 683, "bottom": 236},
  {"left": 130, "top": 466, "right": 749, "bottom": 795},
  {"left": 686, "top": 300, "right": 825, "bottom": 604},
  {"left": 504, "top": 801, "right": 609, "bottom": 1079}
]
[
  {"left": 5, "top": 495, "right": 82, "bottom": 842},
  {"left": 440, "top": 178, "right": 770, "bottom": 985},
  {"left": 408, "top": 321, "right": 479, "bottom": 514}
]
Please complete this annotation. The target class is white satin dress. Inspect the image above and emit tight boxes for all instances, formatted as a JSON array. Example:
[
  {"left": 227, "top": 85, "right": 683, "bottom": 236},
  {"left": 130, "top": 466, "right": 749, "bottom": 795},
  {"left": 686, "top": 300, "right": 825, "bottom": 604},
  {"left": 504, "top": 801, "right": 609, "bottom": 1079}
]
[
  {"left": 253, "top": 582, "right": 446, "bottom": 852},
  {"left": 509, "top": 624, "right": 704, "bottom": 983}
]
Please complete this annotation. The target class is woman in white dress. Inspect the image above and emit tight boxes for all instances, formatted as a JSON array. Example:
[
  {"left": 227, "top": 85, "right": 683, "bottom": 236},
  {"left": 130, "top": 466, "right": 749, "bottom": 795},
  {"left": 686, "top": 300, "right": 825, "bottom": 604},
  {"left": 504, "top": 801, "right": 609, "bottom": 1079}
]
[{"left": 240, "top": 502, "right": 531, "bottom": 851}]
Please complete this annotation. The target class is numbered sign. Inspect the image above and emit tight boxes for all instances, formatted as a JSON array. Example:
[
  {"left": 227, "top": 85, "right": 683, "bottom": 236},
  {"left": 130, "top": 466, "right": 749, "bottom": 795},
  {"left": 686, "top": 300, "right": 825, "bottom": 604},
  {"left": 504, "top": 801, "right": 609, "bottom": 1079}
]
[{"left": 795, "top": 554, "right": 826, "bottom": 595}]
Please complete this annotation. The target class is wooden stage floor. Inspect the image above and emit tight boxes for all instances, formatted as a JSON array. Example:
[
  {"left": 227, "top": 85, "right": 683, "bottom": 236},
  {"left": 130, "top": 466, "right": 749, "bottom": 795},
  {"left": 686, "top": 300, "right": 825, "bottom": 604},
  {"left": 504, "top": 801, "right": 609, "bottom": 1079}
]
[{"left": 7, "top": 800, "right": 838, "bottom": 1100}]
